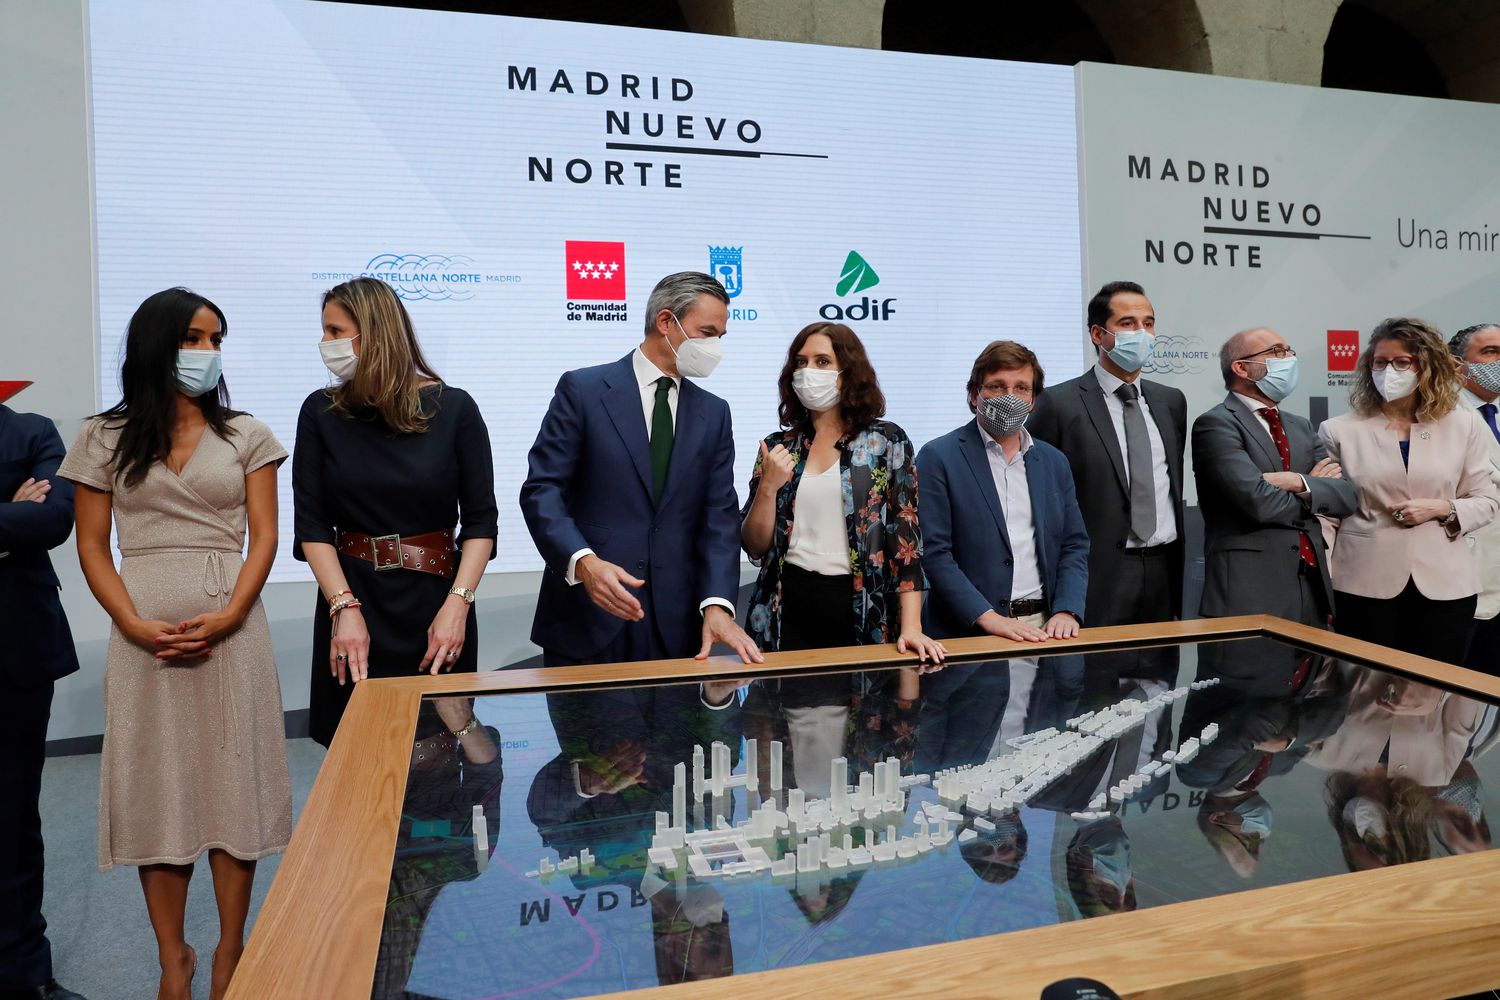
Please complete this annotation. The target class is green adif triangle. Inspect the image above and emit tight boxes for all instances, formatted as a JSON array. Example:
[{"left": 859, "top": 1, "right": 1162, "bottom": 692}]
[{"left": 836, "top": 251, "right": 880, "bottom": 296}]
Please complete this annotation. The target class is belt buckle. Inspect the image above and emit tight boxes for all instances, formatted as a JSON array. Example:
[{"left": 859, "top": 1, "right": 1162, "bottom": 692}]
[{"left": 371, "top": 533, "right": 403, "bottom": 571}]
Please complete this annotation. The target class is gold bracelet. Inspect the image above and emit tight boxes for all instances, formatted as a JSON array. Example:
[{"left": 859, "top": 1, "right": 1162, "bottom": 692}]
[{"left": 451, "top": 717, "right": 479, "bottom": 739}]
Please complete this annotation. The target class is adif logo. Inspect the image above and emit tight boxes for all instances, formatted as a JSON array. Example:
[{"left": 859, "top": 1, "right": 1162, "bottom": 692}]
[
  {"left": 1327, "top": 330, "right": 1360, "bottom": 372},
  {"left": 821, "top": 251, "right": 896, "bottom": 322},
  {"left": 565, "top": 241, "right": 628, "bottom": 322},
  {"left": 836, "top": 251, "right": 879, "bottom": 296}
]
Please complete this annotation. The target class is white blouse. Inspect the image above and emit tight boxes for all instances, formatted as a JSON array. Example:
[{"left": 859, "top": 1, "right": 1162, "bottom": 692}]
[{"left": 786, "top": 462, "right": 851, "bottom": 576}]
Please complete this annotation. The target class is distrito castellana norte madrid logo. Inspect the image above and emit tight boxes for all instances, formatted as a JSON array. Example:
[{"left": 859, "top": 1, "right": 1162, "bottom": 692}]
[{"left": 565, "top": 240, "right": 628, "bottom": 322}]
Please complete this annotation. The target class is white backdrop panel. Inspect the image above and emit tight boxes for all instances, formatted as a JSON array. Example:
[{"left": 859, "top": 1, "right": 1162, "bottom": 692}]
[{"left": 88, "top": 0, "right": 1083, "bottom": 580}]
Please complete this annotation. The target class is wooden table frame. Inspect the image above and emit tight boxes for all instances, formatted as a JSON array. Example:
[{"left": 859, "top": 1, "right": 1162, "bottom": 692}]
[{"left": 231, "top": 616, "right": 1500, "bottom": 999}]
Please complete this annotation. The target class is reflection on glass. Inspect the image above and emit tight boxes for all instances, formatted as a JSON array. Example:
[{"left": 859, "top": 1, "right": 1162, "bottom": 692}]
[{"left": 378, "top": 638, "right": 1496, "bottom": 999}]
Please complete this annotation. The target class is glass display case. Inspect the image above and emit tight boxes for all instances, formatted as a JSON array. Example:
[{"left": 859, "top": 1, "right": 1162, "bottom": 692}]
[{"left": 231, "top": 618, "right": 1500, "bottom": 999}]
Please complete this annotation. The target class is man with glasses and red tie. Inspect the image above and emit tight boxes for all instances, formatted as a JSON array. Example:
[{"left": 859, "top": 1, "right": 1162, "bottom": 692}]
[
  {"left": 1192, "top": 328, "right": 1358, "bottom": 627},
  {"left": 1449, "top": 323, "right": 1500, "bottom": 672}
]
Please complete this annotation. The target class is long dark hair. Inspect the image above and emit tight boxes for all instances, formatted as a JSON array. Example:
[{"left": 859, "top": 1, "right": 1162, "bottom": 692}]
[
  {"left": 776, "top": 322, "right": 886, "bottom": 435},
  {"left": 98, "top": 288, "right": 241, "bottom": 487}
]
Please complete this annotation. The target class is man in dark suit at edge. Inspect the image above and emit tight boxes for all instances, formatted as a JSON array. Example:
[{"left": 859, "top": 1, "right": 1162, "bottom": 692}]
[{"left": 0, "top": 381, "right": 87, "bottom": 1000}]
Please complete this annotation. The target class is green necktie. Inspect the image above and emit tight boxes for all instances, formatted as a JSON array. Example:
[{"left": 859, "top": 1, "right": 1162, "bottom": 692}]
[{"left": 650, "top": 376, "right": 675, "bottom": 500}]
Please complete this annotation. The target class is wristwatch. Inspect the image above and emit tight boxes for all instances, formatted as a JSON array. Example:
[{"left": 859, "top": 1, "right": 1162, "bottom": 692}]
[
  {"left": 1443, "top": 501, "right": 1459, "bottom": 526},
  {"left": 448, "top": 586, "right": 477, "bottom": 605}
]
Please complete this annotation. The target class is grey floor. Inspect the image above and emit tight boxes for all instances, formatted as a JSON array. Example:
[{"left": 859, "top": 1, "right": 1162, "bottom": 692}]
[{"left": 37, "top": 739, "right": 326, "bottom": 1000}]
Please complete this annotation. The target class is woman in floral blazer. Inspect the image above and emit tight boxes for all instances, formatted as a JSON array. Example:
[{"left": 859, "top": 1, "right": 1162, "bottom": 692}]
[{"left": 741, "top": 322, "right": 945, "bottom": 663}]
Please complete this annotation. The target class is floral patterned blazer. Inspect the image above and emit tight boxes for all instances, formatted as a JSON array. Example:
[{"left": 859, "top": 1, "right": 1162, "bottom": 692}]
[{"left": 742, "top": 419, "right": 926, "bottom": 651}]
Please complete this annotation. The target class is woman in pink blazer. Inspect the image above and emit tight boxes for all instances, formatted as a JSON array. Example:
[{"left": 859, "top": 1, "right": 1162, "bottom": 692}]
[{"left": 1319, "top": 317, "right": 1500, "bottom": 664}]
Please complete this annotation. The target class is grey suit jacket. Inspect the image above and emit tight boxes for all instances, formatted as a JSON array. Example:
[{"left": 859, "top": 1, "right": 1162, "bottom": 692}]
[{"left": 1192, "top": 393, "right": 1358, "bottom": 619}]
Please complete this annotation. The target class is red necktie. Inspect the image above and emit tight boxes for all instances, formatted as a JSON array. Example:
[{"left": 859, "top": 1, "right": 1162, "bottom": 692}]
[
  {"left": 1238, "top": 752, "right": 1274, "bottom": 792},
  {"left": 1258, "top": 408, "right": 1318, "bottom": 570}
]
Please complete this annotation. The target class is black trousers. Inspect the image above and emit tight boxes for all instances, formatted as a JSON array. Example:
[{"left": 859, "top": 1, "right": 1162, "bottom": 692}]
[
  {"left": 0, "top": 680, "right": 53, "bottom": 990},
  {"left": 1464, "top": 614, "right": 1500, "bottom": 676},
  {"left": 1335, "top": 578, "right": 1478, "bottom": 665},
  {"left": 1088, "top": 546, "right": 1174, "bottom": 627},
  {"left": 777, "top": 564, "right": 855, "bottom": 708}
]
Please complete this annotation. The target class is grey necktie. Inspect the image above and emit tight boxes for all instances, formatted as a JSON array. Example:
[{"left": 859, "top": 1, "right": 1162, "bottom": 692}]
[{"left": 1115, "top": 382, "right": 1157, "bottom": 542}]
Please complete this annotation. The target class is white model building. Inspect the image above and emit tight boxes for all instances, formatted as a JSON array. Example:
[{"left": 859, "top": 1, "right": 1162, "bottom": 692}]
[{"left": 527, "top": 678, "right": 1224, "bottom": 882}]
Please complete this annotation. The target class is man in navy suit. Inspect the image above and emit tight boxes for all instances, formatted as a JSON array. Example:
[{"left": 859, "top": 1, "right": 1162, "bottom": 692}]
[
  {"left": 0, "top": 382, "right": 85, "bottom": 1000},
  {"left": 917, "top": 341, "right": 1090, "bottom": 644},
  {"left": 521, "top": 272, "right": 761, "bottom": 670}
]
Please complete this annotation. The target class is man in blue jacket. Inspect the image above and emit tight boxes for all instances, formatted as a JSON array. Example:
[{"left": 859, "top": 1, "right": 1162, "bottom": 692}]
[
  {"left": 917, "top": 341, "right": 1090, "bottom": 642},
  {"left": 521, "top": 272, "right": 761, "bottom": 669},
  {"left": 0, "top": 381, "right": 85, "bottom": 1000}
]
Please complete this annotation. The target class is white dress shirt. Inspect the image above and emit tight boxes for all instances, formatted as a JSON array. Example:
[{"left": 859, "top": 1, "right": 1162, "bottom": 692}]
[
  {"left": 566, "top": 348, "right": 732, "bottom": 616},
  {"left": 979, "top": 419, "right": 1044, "bottom": 602},
  {"left": 1093, "top": 364, "right": 1177, "bottom": 547},
  {"left": 1232, "top": 392, "right": 1310, "bottom": 496},
  {"left": 786, "top": 461, "right": 851, "bottom": 576}
]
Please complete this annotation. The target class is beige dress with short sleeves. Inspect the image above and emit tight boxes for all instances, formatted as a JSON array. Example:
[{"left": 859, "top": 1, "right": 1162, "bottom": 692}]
[{"left": 58, "top": 414, "right": 293, "bottom": 870}]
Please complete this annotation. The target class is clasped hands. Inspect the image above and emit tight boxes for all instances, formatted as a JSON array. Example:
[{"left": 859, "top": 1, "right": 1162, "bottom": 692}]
[{"left": 126, "top": 609, "right": 245, "bottom": 662}]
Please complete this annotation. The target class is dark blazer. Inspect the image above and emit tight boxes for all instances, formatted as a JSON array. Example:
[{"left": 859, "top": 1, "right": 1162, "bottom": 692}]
[
  {"left": 521, "top": 353, "right": 741, "bottom": 661},
  {"left": 1192, "top": 394, "right": 1358, "bottom": 619},
  {"left": 0, "top": 406, "right": 79, "bottom": 687},
  {"left": 916, "top": 421, "right": 1089, "bottom": 638},
  {"left": 1028, "top": 369, "right": 1187, "bottom": 623}
]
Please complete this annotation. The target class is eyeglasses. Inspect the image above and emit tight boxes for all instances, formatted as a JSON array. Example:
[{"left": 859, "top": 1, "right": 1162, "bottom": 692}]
[
  {"left": 1371, "top": 357, "right": 1418, "bottom": 372},
  {"left": 1238, "top": 345, "right": 1297, "bottom": 361}
]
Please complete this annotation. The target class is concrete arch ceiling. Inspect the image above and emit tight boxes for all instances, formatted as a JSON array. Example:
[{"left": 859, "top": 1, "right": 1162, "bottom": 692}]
[
  {"left": 1338, "top": 0, "right": 1500, "bottom": 100},
  {"left": 1079, "top": 0, "right": 1211, "bottom": 73}
]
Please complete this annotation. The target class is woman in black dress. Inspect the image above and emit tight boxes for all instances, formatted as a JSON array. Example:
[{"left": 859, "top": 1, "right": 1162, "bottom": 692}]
[{"left": 294, "top": 277, "right": 497, "bottom": 746}]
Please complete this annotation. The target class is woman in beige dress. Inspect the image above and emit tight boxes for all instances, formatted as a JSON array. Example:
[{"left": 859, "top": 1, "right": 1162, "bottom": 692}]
[{"left": 58, "top": 288, "right": 291, "bottom": 1000}]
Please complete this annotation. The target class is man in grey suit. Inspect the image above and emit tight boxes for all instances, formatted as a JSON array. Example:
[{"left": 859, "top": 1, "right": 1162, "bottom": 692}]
[
  {"left": 1449, "top": 323, "right": 1500, "bottom": 672},
  {"left": 1192, "top": 327, "right": 1358, "bottom": 627},
  {"left": 1030, "top": 280, "right": 1187, "bottom": 626}
]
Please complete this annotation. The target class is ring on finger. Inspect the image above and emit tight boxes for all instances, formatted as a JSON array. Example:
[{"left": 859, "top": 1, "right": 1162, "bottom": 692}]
[
  {"left": 446, "top": 650, "right": 457, "bottom": 659},
  {"left": 337, "top": 653, "right": 348, "bottom": 661}
]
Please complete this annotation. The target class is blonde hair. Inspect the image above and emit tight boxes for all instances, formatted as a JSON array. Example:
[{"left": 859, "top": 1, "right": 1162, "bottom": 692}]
[
  {"left": 322, "top": 277, "right": 441, "bottom": 433},
  {"left": 1349, "top": 317, "right": 1459, "bottom": 422}
]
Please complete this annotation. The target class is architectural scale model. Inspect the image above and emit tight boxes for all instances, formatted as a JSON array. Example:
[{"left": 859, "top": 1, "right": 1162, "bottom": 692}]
[{"left": 524, "top": 678, "right": 1222, "bottom": 881}]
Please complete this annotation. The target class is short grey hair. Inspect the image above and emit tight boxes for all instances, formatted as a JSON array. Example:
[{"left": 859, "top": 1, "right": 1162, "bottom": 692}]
[
  {"left": 1218, "top": 328, "right": 1265, "bottom": 388},
  {"left": 643, "top": 272, "right": 729, "bottom": 336},
  {"left": 1449, "top": 323, "right": 1500, "bottom": 362}
]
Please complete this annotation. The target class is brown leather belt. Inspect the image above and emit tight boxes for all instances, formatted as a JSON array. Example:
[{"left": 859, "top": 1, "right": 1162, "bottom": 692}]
[
  {"left": 336, "top": 529, "right": 456, "bottom": 578},
  {"left": 1005, "top": 598, "right": 1048, "bottom": 617}
]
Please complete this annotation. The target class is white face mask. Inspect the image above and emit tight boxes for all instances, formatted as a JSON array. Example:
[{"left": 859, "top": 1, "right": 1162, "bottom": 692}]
[
  {"left": 1374, "top": 365, "right": 1416, "bottom": 402},
  {"left": 320, "top": 335, "right": 359, "bottom": 381},
  {"left": 1343, "top": 796, "right": 1389, "bottom": 840},
  {"left": 669, "top": 315, "right": 722, "bottom": 379},
  {"left": 792, "top": 368, "right": 841, "bottom": 412}
]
